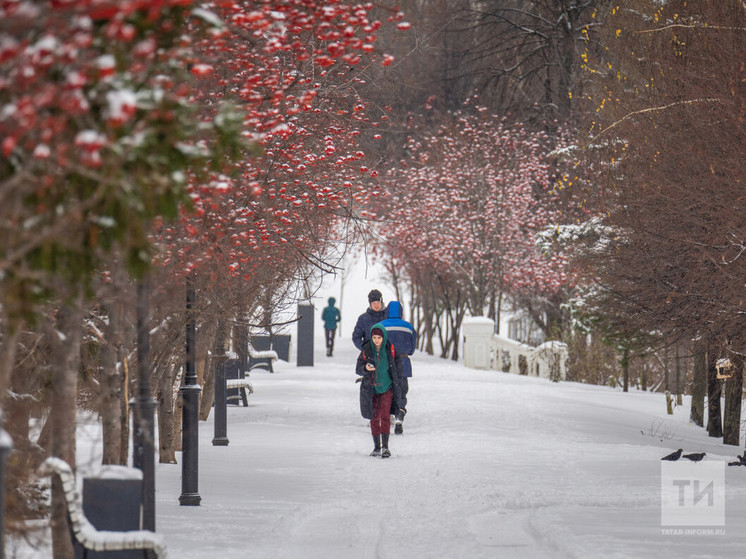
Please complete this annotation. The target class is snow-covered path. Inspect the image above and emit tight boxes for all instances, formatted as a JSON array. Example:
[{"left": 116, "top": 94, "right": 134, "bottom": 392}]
[
  {"left": 150, "top": 341, "right": 746, "bottom": 559},
  {"left": 13, "top": 263, "right": 741, "bottom": 558}
]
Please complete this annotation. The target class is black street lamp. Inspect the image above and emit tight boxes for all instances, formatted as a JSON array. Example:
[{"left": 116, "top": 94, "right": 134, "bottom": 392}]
[
  {"left": 133, "top": 278, "right": 156, "bottom": 530},
  {"left": 0, "top": 429, "right": 12, "bottom": 559},
  {"left": 179, "top": 278, "right": 201, "bottom": 506}
]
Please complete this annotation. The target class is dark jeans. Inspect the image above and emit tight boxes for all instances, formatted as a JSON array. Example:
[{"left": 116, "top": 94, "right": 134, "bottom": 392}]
[
  {"left": 399, "top": 377, "right": 409, "bottom": 413},
  {"left": 324, "top": 328, "right": 335, "bottom": 354},
  {"left": 370, "top": 389, "right": 394, "bottom": 436}
]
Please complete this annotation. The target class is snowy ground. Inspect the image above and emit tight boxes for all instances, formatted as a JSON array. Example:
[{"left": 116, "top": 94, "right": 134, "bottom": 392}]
[
  {"left": 16, "top": 337, "right": 746, "bottom": 559},
  {"left": 158, "top": 344, "right": 746, "bottom": 559},
  {"left": 11, "top": 259, "right": 746, "bottom": 558}
]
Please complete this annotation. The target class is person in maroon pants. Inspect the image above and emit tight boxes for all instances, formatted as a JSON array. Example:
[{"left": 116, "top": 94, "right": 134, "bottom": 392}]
[{"left": 355, "top": 324, "right": 403, "bottom": 458}]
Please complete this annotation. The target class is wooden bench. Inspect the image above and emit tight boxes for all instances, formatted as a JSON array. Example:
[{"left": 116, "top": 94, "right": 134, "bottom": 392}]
[
  {"left": 225, "top": 377, "right": 254, "bottom": 406},
  {"left": 248, "top": 341, "right": 278, "bottom": 373},
  {"left": 221, "top": 342, "right": 277, "bottom": 406},
  {"left": 38, "top": 457, "right": 167, "bottom": 558}
]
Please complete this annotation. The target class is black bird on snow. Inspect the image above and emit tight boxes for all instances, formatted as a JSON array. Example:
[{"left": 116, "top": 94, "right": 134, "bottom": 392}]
[
  {"left": 683, "top": 452, "right": 706, "bottom": 462},
  {"left": 661, "top": 449, "right": 683, "bottom": 461},
  {"left": 728, "top": 455, "right": 746, "bottom": 467}
]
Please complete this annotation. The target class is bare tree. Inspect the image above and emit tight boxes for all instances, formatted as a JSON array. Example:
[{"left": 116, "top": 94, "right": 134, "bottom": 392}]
[{"left": 570, "top": 0, "right": 746, "bottom": 441}]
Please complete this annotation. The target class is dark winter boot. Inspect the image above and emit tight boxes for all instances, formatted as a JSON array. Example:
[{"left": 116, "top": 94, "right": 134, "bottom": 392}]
[
  {"left": 394, "top": 409, "right": 405, "bottom": 435},
  {"left": 381, "top": 433, "right": 391, "bottom": 458},
  {"left": 370, "top": 434, "right": 381, "bottom": 457}
]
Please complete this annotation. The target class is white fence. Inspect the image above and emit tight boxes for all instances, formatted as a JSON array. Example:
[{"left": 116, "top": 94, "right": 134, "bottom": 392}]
[{"left": 462, "top": 317, "right": 567, "bottom": 381}]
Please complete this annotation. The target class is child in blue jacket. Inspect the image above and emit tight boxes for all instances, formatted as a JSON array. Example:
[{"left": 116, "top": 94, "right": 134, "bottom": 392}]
[{"left": 380, "top": 301, "right": 417, "bottom": 434}]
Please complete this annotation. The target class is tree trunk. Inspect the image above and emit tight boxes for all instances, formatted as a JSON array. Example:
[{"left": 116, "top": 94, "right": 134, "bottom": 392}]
[
  {"left": 0, "top": 324, "right": 21, "bottom": 412},
  {"left": 48, "top": 295, "right": 83, "bottom": 559},
  {"left": 199, "top": 355, "right": 215, "bottom": 421},
  {"left": 690, "top": 342, "right": 706, "bottom": 427},
  {"left": 434, "top": 281, "right": 449, "bottom": 359},
  {"left": 421, "top": 285, "right": 435, "bottom": 356},
  {"left": 722, "top": 353, "right": 743, "bottom": 446},
  {"left": 423, "top": 308, "right": 434, "bottom": 356},
  {"left": 172, "top": 380, "right": 183, "bottom": 452},
  {"left": 408, "top": 284, "right": 419, "bottom": 340},
  {"left": 622, "top": 347, "right": 630, "bottom": 393},
  {"left": 158, "top": 363, "right": 177, "bottom": 463},
  {"left": 7, "top": 352, "right": 34, "bottom": 446},
  {"left": 495, "top": 290, "right": 503, "bottom": 335},
  {"left": 449, "top": 291, "right": 466, "bottom": 362},
  {"left": 197, "top": 316, "right": 217, "bottom": 420},
  {"left": 120, "top": 353, "right": 130, "bottom": 465},
  {"left": 487, "top": 290, "right": 496, "bottom": 323},
  {"left": 675, "top": 344, "right": 683, "bottom": 406},
  {"left": 387, "top": 260, "right": 404, "bottom": 305},
  {"left": 199, "top": 319, "right": 225, "bottom": 421},
  {"left": 706, "top": 344, "right": 723, "bottom": 438},
  {"left": 100, "top": 300, "right": 123, "bottom": 465}
]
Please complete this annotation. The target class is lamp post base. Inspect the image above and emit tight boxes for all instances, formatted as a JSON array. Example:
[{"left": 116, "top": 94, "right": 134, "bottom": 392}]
[
  {"left": 179, "top": 493, "right": 202, "bottom": 506},
  {"left": 179, "top": 384, "right": 201, "bottom": 507}
]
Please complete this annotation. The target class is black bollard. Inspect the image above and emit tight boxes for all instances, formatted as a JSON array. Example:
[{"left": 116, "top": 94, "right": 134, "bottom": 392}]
[
  {"left": 297, "top": 303, "right": 314, "bottom": 367},
  {"left": 133, "top": 278, "right": 156, "bottom": 531},
  {"left": 212, "top": 358, "right": 229, "bottom": 446}
]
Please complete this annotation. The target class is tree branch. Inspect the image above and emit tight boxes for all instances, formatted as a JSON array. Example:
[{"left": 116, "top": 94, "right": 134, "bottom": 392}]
[{"left": 588, "top": 98, "right": 724, "bottom": 146}]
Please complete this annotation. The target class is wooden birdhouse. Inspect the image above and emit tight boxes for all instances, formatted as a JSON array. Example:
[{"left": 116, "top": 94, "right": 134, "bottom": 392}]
[{"left": 716, "top": 357, "right": 733, "bottom": 380}]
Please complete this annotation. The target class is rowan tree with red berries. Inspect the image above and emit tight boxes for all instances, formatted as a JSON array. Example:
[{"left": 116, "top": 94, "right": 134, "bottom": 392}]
[
  {"left": 374, "top": 108, "right": 574, "bottom": 358},
  {"left": 0, "top": 1, "right": 398, "bottom": 551},
  {"left": 0, "top": 2, "right": 245, "bottom": 551},
  {"left": 150, "top": 1, "right": 399, "bottom": 434}
]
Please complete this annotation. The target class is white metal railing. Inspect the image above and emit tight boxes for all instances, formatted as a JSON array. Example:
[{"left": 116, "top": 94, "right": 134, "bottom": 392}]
[{"left": 462, "top": 317, "right": 567, "bottom": 381}]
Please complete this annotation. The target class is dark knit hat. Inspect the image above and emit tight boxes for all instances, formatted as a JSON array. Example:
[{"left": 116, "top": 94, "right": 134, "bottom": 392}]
[
  {"left": 371, "top": 327, "right": 384, "bottom": 338},
  {"left": 368, "top": 289, "right": 383, "bottom": 303}
]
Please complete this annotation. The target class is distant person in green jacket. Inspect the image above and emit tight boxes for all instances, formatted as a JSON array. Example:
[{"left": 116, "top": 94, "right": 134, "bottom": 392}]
[{"left": 321, "top": 297, "right": 341, "bottom": 356}]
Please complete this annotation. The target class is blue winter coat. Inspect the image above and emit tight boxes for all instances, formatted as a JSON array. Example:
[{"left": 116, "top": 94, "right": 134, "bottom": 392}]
[
  {"left": 355, "top": 327, "right": 403, "bottom": 420},
  {"left": 321, "top": 298, "right": 341, "bottom": 331},
  {"left": 351, "top": 305, "right": 388, "bottom": 350},
  {"left": 380, "top": 301, "right": 417, "bottom": 378}
]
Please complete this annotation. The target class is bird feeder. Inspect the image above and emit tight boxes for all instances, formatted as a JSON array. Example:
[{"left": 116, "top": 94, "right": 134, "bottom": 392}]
[{"left": 716, "top": 357, "right": 733, "bottom": 380}]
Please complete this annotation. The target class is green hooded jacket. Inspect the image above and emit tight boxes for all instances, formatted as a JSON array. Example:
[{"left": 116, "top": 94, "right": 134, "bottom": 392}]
[
  {"left": 369, "top": 322, "right": 392, "bottom": 394},
  {"left": 355, "top": 323, "right": 403, "bottom": 420}
]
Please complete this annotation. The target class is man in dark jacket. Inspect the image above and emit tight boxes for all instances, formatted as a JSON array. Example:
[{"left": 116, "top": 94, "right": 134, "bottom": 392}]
[
  {"left": 352, "top": 289, "right": 387, "bottom": 350},
  {"left": 380, "top": 301, "right": 417, "bottom": 434}
]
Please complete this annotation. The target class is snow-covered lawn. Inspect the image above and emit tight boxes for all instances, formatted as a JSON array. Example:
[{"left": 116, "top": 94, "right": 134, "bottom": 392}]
[{"left": 16, "top": 340, "right": 746, "bottom": 558}]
